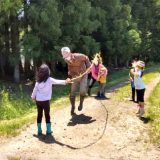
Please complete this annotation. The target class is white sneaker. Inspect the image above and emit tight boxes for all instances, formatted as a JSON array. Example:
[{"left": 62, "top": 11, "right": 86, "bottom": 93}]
[
  {"left": 139, "top": 108, "right": 145, "bottom": 117},
  {"left": 136, "top": 109, "right": 140, "bottom": 115}
]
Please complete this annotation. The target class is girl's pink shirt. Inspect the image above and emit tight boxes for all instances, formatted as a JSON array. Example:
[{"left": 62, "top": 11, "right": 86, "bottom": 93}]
[
  {"left": 91, "top": 64, "right": 99, "bottom": 80},
  {"left": 91, "top": 64, "right": 108, "bottom": 80}
]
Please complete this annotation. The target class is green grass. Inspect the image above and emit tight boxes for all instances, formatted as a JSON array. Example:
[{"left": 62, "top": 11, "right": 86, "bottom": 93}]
[
  {"left": 0, "top": 82, "right": 36, "bottom": 136},
  {"left": 0, "top": 113, "right": 36, "bottom": 136},
  {"left": 143, "top": 63, "right": 160, "bottom": 84},
  {"left": 0, "top": 90, "right": 34, "bottom": 120},
  {"left": 147, "top": 82, "right": 160, "bottom": 145},
  {"left": 0, "top": 81, "right": 72, "bottom": 136},
  {"left": 0, "top": 63, "right": 160, "bottom": 137},
  {"left": 107, "top": 69, "right": 129, "bottom": 87},
  {"left": 7, "top": 156, "right": 34, "bottom": 160},
  {"left": 7, "top": 157, "right": 21, "bottom": 160}
]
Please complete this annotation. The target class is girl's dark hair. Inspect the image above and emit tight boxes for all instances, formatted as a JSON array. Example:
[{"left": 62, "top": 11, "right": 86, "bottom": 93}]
[{"left": 37, "top": 64, "right": 50, "bottom": 83}]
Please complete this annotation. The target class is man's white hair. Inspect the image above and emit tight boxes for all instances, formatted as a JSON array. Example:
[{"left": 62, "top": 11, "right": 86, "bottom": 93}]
[{"left": 61, "top": 47, "right": 71, "bottom": 53}]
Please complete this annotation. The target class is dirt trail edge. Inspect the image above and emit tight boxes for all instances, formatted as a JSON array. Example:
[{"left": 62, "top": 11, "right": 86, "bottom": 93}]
[{"left": 0, "top": 75, "right": 160, "bottom": 160}]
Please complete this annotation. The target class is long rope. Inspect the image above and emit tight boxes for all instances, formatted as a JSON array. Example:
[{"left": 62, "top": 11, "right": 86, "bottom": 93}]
[
  {"left": 70, "top": 100, "right": 109, "bottom": 150},
  {"left": 70, "top": 65, "right": 92, "bottom": 81},
  {"left": 60, "top": 56, "right": 107, "bottom": 148},
  {"left": 63, "top": 63, "right": 109, "bottom": 149},
  {"left": 52, "top": 99, "right": 109, "bottom": 150},
  {"left": 35, "top": 99, "right": 108, "bottom": 150},
  {"left": 36, "top": 64, "right": 108, "bottom": 149},
  {"left": 70, "top": 51, "right": 102, "bottom": 81}
]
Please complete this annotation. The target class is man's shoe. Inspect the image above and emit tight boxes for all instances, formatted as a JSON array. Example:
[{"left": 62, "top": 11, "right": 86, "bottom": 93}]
[
  {"left": 78, "top": 105, "right": 83, "bottom": 111},
  {"left": 88, "top": 88, "right": 91, "bottom": 96},
  {"left": 100, "top": 94, "right": 108, "bottom": 99},
  {"left": 71, "top": 110, "right": 76, "bottom": 116}
]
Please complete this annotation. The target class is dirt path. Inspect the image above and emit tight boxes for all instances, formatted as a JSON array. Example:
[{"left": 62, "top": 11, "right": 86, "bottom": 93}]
[{"left": 0, "top": 76, "right": 160, "bottom": 160}]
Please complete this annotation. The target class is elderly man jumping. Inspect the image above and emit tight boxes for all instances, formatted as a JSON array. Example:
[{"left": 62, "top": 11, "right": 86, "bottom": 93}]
[{"left": 61, "top": 47, "right": 91, "bottom": 116}]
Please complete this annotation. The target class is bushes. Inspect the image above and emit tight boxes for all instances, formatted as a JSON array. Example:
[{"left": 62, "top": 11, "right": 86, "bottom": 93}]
[{"left": 0, "top": 86, "right": 34, "bottom": 121}]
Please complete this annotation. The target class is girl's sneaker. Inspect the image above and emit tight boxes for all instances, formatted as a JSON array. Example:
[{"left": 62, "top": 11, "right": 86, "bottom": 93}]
[
  {"left": 139, "top": 108, "right": 145, "bottom": 117},
  {"left": 136, "top": 109, "right": 140, "bottom": 116}
]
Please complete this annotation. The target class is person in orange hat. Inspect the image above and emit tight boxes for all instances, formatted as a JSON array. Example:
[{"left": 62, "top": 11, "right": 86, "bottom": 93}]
[
  {"left": 88, "top": 53, "right": 102, "bottom": 96},
  {"left": 131, "top": 60, "right": 145, "bottom": 117}
]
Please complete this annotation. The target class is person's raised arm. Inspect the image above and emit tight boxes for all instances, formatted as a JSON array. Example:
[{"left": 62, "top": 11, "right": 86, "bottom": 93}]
[{"left": 50, "top": 77, "right": 72, "bottom": 85}]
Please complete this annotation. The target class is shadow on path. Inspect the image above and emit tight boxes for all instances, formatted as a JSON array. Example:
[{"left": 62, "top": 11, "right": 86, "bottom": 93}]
[
  {"left": 33, "top": 134, "right": 77, "bottom": 149},
  {"left": 89, "top": 95, "right": 110, "bottom": 100},
  {"left": 67, "top": 114, "right": 96, "bottom": 126},
  {"left": 33, "top": 108, "right": 107, "bottom": 150},
  {"left": 139, "top": 117, "right": 151, "bottom": 124}
]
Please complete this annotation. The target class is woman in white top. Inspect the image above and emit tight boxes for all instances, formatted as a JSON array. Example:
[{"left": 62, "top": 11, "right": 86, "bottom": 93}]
[
  {"left": 131, "top": 60, "right": 145, "bottom": 117},
  {"left": 31, "top": 64, "right": 71, "bottom": 135}
]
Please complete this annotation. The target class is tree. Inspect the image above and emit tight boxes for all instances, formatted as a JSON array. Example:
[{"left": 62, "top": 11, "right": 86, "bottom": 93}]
[
  {"left": 23, "top": 0, "right": 62, "bottom": 72},
  {"left": 0, "top": 0, "right": 22, "bottom": 82},
  {"left": 59, "top": 0, "right": 100, "bottom": 57}
]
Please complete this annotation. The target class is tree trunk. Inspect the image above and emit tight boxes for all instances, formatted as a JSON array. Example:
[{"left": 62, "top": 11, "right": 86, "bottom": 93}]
[
  {"left": 114, "top": 55, "right": 118, "bottom": 68},
  {"left": 50, "top": 61, "right": 56, "bottom": 74},
  {"left": 0, "top": 54, "right": 5, "bottom": 77},
  {"left": 14, "top": 64, "right": 20, "bottom": 83},
  {"left": 126, "top": 60, "right": 129, "bottom": 68},
  {"left": 10, "top": 14, "right": 20, "bottom": 83},
  {"left": 24, "top": 59, "right": 33, "bottom": 79},
  {"left": 23, "top": 0, "right": 33, "bottom": 80},
  {"left": 3, "top": 21, "right": 11, "bottom": 77}
]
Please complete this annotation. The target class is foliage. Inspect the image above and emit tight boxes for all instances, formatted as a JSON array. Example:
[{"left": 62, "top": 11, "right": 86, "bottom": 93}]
[
  {"left": 0, "top": 85, "right": 34, "bottom": 120},
  {"left": 23, "top": 0, "right": 62, "bottom": 62},
  {"left": 0, "top": 0, "right": 160, "bottom": 78}
]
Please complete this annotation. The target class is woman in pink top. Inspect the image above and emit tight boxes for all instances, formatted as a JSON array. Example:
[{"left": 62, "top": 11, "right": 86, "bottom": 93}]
[
  {"left": 88, "top": 54, "right": 108, "bottom": 98},
  {"left": 88, "top": 56, "right": 101, "bottom": 96}
]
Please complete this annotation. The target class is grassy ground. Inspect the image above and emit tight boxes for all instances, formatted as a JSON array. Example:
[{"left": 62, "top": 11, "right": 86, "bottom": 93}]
[
  {"left": 0, "top": 64, "right": 159, "bottom": 137},
  {"left": 147, "top": 82, "right": 160, "bottom": 145},
  {"left": 0, "top": 69, "right": 128, "bottom": 137},
  {"left": 0, "top": 83, "right": 35, "bottom": 136}
]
